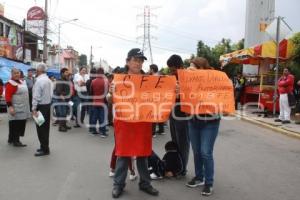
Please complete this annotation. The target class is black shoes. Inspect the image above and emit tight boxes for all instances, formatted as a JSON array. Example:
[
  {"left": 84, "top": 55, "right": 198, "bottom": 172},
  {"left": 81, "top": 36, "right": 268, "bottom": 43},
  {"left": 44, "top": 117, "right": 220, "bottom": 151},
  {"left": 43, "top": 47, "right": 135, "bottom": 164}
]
[
  {"left": 34, "top": 150, "right": 50, "bottom": 157},
  {"left": 13, "top": 142, "right": 27, "bottom": 147},
  {"left": 112, "top": 186, "right": 159, "bottom": 198},
  {"left": 186, "top": 177, "right": 205, "bottom": 188},
  {"left": 201, "top": 185, "right": 213, "bottom": 196},
  {"left": 139, "top": 186, "right": 159, "bottom": 196},
  {"left": 74, "top": 124, "right": 81, "bottom": 128},
  {"left": 59, "top": 126, "right": 68, "bottom": 132},
  {"left": 275, "top": 119, "right": 291, "bottom": 124},
  {"left": 65, "top": 125, "right": 72, "bottom": 130},
  {"left": 112, "top": 187, "right": 123, "bottom": 198}
]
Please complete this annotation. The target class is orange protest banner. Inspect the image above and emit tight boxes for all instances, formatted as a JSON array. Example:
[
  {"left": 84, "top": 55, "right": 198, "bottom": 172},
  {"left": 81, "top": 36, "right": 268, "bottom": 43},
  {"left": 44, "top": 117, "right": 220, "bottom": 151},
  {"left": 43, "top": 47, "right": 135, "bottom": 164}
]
[
  {"left": 113, "top": 74, "right": 177, "bottom": 122},
  {"left": 177, "top": 69, "right": 235, "bottom": 115}
]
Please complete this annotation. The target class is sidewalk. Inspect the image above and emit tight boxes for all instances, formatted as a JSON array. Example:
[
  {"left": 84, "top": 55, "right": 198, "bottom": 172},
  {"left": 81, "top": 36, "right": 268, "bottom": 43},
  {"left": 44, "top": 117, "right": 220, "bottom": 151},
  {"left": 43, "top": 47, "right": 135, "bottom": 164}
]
[{"left": 237, "top": 106, "right": 300, "bottom": 139}]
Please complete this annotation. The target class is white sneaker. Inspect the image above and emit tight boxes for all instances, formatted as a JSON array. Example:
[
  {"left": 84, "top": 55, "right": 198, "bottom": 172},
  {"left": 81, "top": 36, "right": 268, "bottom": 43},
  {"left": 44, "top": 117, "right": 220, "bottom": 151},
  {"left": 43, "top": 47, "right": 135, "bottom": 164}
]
[
  {"left": 150, "top": 173, "right": 158, "bottom": 180},
  {"left": 150, "top": 173, "right": 163, "bottom": 180},
  {"left": 129, "top": 174, "right": 137, "bottom": 181},
  {"left": 109, "top": 171, "right": 115, "bottom": 177}
]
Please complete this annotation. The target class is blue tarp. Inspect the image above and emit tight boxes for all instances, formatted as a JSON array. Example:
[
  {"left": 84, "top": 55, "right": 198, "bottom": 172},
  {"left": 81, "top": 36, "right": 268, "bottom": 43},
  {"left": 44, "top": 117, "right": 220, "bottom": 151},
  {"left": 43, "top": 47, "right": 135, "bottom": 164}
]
[
  {"left": 46, "top": 68, "right": 61, "bottom": 79},
  {"left": 0, "top": 57, "right": 30, "bottom": 83}
]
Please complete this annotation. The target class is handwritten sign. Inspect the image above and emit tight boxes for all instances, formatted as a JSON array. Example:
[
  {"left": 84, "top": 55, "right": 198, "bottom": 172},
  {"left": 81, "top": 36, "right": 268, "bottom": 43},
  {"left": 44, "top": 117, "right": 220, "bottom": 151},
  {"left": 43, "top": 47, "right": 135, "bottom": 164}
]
[
  {"left": 177, "top": 69, "right": 235, "bottom": 115},
  {"left": 113, "top": 74, "right": 177, "bottom": 122}
]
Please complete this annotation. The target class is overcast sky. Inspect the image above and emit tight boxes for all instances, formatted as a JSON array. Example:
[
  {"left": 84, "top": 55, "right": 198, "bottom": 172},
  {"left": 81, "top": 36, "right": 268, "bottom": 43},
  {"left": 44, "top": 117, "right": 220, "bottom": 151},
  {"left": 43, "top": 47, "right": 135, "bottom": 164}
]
[{"left": 2, "top": 0, "right": 300, "bottom": 69}]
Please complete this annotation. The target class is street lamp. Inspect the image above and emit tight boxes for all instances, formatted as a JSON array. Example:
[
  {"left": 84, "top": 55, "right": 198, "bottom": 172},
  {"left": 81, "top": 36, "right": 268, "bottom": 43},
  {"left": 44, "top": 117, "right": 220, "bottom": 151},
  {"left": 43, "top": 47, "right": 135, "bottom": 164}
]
[
  {"left": 90, "top": 46, "right": 102, "bottom": 68},
  {"left": 58, "top": 18, "right": 78, "bottom": 69}
]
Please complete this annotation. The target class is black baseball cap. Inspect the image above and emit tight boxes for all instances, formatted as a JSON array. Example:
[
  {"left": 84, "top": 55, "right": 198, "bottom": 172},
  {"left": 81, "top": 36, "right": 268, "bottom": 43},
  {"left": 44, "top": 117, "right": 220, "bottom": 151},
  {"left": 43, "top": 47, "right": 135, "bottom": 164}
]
[{"left": 127, "top": 48, "right": 147, "bottom": 60}]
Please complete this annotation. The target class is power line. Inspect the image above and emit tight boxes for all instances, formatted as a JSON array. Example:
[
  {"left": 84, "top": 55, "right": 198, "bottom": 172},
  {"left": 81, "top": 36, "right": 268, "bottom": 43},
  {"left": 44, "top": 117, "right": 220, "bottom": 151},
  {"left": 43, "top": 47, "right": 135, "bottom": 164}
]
[
  {"left": 52, "top": 16, "right": 194, "bottom": 53},
  {"left": 68, "top": 21, "right": 193, "bottom": 54},
  {"left": 155, "top": 22, "right": 221, "bottom": 44}
]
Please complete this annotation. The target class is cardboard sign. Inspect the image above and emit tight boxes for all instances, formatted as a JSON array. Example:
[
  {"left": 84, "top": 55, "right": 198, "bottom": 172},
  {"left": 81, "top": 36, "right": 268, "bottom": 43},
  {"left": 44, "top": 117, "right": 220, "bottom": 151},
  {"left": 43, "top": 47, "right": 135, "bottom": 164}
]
[
  {"left": 113, "top": 74, "right": 177, "bottom": 122},
  {"left": 177, "top": 69, "right": 235, "bottom": 115}
]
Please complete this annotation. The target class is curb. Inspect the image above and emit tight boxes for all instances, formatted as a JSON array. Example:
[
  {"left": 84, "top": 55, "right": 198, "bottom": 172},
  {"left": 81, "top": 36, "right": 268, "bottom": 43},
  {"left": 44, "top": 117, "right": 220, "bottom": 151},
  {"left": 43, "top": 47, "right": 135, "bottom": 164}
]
[{"left": 238, "top": 115, "right": 300, "bottom": 140}]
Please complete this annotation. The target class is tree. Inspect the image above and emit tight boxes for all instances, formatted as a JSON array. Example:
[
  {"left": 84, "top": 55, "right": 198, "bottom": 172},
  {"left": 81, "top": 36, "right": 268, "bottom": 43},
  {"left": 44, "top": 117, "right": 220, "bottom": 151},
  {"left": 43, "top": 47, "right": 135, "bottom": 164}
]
[
  {"left": 232, "top": 38, "right": 245, "bottom": 51},
  {"left": 79, "top": 54, "right": 87, "bottom": 67},
  {"left": 197, "top": 41, "right": 212, "bottom": 58},
  {"left": 183, "top": 54, "right": 195, "bottom": 67},
  {"left": 193, "top": 38, "right": 244, "bottom": 78},
  {"left": 288, "top": 32, "right": 300, "bottom": 82}
]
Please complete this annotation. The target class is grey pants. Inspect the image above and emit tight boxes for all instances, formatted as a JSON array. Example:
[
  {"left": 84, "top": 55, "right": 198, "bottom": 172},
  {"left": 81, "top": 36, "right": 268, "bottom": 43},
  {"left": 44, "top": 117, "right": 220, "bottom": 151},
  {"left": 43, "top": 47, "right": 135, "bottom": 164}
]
[
  {"left": 169, "top": 116, "right": 190, "bottom": 174},
  {"left": 113, "top": 157, "right": 151, "bottom": 189}
]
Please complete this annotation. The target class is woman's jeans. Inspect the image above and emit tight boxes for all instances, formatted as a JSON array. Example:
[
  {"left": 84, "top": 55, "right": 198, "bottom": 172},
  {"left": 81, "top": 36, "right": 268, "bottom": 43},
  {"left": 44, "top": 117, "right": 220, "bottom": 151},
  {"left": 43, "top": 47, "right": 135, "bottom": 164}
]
[{"left": 188, "top": 118, "right": 220, "bottom": 186}]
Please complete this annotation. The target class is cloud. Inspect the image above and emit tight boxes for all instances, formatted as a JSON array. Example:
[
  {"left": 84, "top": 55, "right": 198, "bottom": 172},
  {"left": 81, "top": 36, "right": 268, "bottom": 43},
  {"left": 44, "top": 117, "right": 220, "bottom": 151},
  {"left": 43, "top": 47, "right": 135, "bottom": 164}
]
[{"left": 3, "top": 0, "right": 300, "bottom": 69}]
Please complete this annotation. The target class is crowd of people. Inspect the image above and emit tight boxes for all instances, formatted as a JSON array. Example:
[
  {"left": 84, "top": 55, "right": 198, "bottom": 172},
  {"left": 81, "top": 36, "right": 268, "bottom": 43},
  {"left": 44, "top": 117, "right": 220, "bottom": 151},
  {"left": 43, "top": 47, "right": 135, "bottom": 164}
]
[{"left": 0, "top": 48, "right": 300, "bottom": 199}]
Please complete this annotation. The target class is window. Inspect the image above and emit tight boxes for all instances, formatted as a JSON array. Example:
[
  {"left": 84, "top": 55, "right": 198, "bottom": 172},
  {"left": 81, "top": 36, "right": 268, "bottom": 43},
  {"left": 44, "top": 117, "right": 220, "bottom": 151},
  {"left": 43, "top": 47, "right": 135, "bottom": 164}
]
[
  {"left": 5, "top": 24, "right": 10, "bottom": 37},
  {"left": 0, "top": 22, "right": 3, "bottom": 37}
]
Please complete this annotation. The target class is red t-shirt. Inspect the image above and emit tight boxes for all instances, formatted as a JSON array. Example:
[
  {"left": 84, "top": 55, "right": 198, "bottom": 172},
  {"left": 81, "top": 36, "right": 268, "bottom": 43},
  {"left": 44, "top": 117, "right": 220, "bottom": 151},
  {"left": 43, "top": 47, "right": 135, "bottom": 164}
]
[{"left": 91, "top": 77, "right": 108, "bottom": 106}]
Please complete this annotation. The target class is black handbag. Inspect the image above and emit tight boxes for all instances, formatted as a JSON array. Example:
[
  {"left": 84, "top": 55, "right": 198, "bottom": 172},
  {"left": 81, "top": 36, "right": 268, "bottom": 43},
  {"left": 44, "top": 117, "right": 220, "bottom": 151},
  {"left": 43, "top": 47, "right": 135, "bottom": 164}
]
[{"left": 288, "top": 93, "right": 296, "bottom": 107}]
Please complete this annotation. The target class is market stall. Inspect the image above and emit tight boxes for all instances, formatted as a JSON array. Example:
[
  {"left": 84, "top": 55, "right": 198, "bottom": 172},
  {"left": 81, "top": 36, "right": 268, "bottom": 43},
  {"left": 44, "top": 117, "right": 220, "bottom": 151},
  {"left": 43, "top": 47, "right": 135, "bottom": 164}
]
[{"left": 220, "top": 38, "right": 295, "bottom": 113}]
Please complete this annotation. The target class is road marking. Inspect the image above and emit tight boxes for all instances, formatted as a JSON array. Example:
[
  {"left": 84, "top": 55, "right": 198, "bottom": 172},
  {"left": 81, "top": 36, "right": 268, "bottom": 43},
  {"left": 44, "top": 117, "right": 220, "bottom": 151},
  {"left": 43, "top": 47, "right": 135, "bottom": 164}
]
[{"left": 57, "top": 172, "right": 77, "bottom": 200}]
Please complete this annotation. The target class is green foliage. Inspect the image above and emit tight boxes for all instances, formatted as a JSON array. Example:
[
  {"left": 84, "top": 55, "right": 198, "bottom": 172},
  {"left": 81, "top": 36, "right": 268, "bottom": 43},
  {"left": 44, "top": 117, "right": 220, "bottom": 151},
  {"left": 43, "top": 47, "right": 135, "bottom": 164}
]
[
  {"left": 159, "top": 67, "right": 170, "bottom": 75},
  {"left": 288, "top": 32, "right": 300, "bottom": 82},
  {"left": 291, "top": 32, "right": 300, "bottom": 65},
  {"left": 183, "top": 54, "right": 195, "bottom": 67},
  {"left": 232, "top": 38, "right": 245, "bottom": 51},
  {"left": 195, "top": 38, "right": 244, "bottom": 78},
  {"left": 79, "top": 54, "right": 87, "bottom": 67}
]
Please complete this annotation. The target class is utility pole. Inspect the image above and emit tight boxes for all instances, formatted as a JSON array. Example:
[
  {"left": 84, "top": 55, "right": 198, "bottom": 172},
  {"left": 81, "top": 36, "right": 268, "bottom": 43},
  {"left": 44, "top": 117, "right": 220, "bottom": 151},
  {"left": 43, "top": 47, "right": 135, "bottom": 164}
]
[
  {"left": 43, "top": 0, "right": 48, "bottom": 63},
  {"left": 58, "top": 18, "right": 78, "bottom": 69},
  {"left": 22, "top": 19, "right": 26, "bottom": 62},
  {"left": 137, "top": 5, "right": 159, "bottom": 64},
  {"left": 90, "top": 45, "right": 93, "bottom": 68},
  {"left": 273, "top": 16, "right": 281, "bottom": 116}
]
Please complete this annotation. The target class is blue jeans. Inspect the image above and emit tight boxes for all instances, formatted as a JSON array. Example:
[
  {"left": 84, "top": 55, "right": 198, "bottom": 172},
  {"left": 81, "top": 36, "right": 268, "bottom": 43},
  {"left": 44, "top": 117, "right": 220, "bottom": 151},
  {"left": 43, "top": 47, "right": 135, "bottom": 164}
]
[
  {"left": 90, "top": 106, "right": 106, "bottom": 134},
  {"left": 52, "top": 98, "right": 69, "bottom": 118},
  {"left": 188, "top": 118, "right": 220, "bottom": 186},
  {"left": 56, "top": 100, "right": 67, "bottom": 119}
]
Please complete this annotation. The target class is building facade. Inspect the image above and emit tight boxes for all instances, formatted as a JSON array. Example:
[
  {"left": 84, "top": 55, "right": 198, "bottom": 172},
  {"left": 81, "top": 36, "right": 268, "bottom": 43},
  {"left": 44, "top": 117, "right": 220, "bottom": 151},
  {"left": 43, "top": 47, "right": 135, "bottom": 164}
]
[{"left": 244, "top": 0, "right": 275, "bottom": 75}]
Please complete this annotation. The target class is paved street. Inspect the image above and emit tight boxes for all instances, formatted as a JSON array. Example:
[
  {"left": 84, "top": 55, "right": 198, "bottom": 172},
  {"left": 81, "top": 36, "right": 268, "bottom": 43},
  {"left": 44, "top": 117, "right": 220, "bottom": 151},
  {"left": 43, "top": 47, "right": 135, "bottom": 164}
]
[{"left": 0, "top": 114, "right": 299, "bottom": 200}]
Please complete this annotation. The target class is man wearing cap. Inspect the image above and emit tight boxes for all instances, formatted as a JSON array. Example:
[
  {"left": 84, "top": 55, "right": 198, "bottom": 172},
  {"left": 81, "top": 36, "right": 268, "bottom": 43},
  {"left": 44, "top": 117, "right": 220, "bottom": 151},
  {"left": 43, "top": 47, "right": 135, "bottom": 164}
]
[{"left": 111, "top": 48, "right": 159, "bottom": 198}]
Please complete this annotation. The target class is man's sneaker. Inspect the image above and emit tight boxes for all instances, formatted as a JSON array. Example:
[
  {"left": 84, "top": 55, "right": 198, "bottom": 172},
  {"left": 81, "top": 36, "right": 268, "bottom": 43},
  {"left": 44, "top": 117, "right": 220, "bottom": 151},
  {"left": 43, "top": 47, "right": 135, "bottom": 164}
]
[
  {"left": 157, "top": 131, "right": 166, "bottom": 135},
  {"left": 282, "top": 120, "right": 291, "bottom": 124},
  {"left": 150, "top": 173, "right": 163, "bottom": 180},
  {"left": 89, "top": 132, "right": 98, "bottom": 136},
  {"left": 274, "top": 119, "right": 282, "bottom": 122},
  {"left": 100, "top": 134, "right": 108, "bottom": 138},
  {"left": 153, "top": 134, "right": 157, "bottom": 138},
  {"left": 129, "top": 173, "right": 137, "bottom": 181},
  {"left": 109, "top": 171, "right": 115, "bottom": 177},
  {"left": 201, "top": 185, "right": 213, "bottom": 196},
  {"left": 186, "top": 177, "right": 204, "bottom": 188}
]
